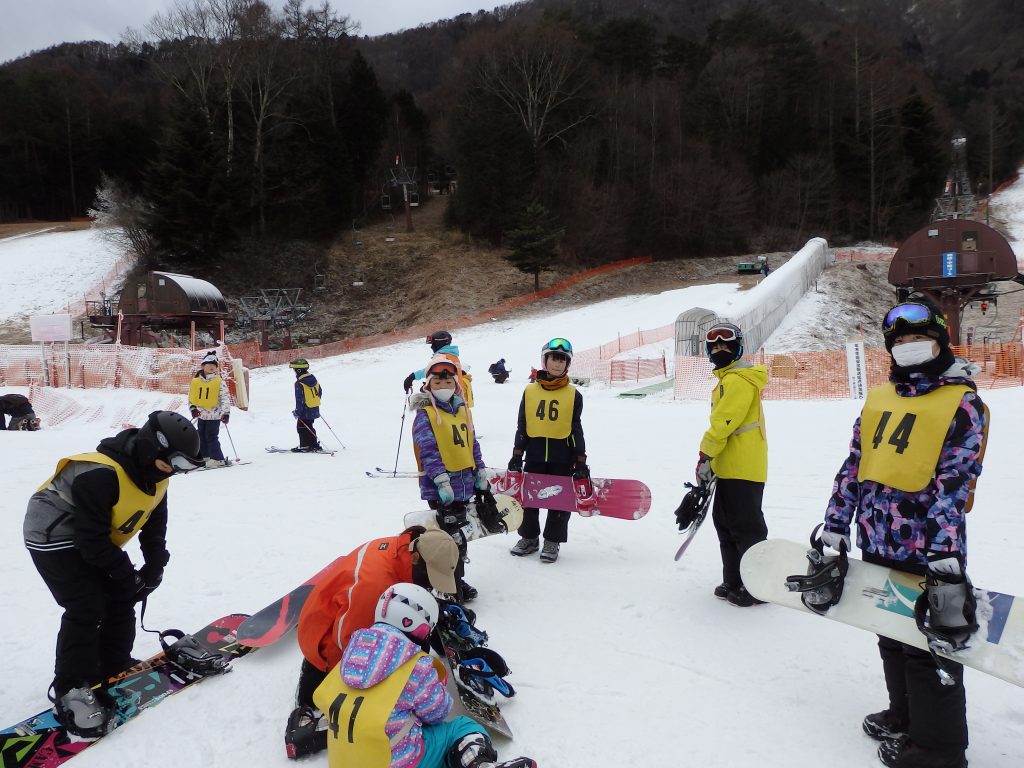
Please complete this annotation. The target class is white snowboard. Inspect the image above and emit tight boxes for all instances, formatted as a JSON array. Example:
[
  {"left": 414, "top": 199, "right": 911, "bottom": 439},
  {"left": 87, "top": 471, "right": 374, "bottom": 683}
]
[
  {"left": 404, "top": 494, "right": 524, "bottom": 542},
  {"left": 740, "top": 538, "right": 1024, "bottom": 688}
]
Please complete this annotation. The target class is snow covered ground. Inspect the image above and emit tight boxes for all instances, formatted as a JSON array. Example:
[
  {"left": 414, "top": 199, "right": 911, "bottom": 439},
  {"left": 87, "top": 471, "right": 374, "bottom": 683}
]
[
  {"left": 0, "top": 228, "right": 127, "bottom": 322},
  {"left": 3, "top": 172, "right": 1024, "bottom": 767}
]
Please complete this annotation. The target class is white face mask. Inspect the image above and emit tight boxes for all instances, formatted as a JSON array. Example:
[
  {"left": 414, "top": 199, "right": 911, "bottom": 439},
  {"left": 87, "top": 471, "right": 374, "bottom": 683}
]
[
  {"left": 432, "top": 387, "right": 456, "bottom": 402},
  {"left": 891, "top": 340, "right": 938, "bottom": 367}
]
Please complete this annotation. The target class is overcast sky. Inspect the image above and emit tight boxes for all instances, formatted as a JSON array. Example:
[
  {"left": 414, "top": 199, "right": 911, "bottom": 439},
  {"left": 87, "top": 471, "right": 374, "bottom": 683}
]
[{"left": 0, "top": 1, "right": 507, "bottom": 63}]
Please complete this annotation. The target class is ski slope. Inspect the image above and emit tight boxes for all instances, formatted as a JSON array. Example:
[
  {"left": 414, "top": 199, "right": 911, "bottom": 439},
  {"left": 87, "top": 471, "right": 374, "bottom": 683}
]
[{"left": 3, "top": 170, "right": 1024, "bottom": 767}]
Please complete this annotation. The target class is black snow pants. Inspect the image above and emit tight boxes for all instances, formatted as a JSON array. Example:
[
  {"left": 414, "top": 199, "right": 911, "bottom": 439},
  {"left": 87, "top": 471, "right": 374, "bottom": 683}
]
[
  {"left": 517, "top": 461, "right": 572, "bottom": 543},
  {"left": 296, "top": 658, "right": 328, "bottom": 708},
  {"left": 30, "top": 548, "right": 138, "bottom": 695},
  {"left": 877, "top": 635, "right": 968, "bottom": 754},
  {"left": 710, "top": 478, "right": 768, "bottom": 589},
  {"left": 428, "top": 500, "right": 469, "bottom": 586}
]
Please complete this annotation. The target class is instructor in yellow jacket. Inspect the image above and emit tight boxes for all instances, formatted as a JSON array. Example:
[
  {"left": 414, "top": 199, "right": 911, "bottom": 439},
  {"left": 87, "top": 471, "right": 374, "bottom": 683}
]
[{"left": 695, "top": 321, "right": 769, "bottom": 607}]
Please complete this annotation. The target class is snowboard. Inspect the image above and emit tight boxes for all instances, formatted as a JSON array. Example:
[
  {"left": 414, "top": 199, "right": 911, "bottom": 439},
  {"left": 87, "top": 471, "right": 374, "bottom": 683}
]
[
  {"left": 0, "top": 614, "right": 253, "bottom": 767},
  {"left": 435, "top": 614, "right": 513, "bottom": 739},
  {"left": 488, "top": 469, "right": 651, "bottom": 520},
  {"left": 674, "top": 479, "right": 716, "bottom": 561},
  {"left": 236, "top": 554, "right": 348, "bottom": 647},
  {"left": 265, "top": 446, "right": 336, "bottom": 456},
  {"left": 740, "top": 539, "right": 1024, "bottom": 688},
  {"left": 403, "top": 494, "right": 525, "bottom": 542}
]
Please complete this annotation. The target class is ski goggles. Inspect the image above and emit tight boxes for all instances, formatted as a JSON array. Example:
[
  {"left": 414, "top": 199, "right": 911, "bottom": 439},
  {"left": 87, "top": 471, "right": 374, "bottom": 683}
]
[
  {"left": 543, "top": 338, "right": 573, "bottom": 354},
  {"left": 165, "top": 451, "right": 204, "bottom": 474},
  {"left": 882, "top": 303, "right": 944, "bottom": 333},
  {"left": 705, "top": 325, "right": 739, "bottom": 343},
  {"left": 427, "top": 361, "right": 458, "bottom": 378}
]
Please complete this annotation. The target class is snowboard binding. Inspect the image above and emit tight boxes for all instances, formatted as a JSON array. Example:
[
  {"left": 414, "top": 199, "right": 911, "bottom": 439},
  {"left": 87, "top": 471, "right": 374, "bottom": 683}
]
[
  {"left": 572, "top": 465, "right": 596, "bottom": 509},
  {"left": 674, "top": 479, "right": 714, "bottom": 531},
  {"left": 284, "top": 705, "right": 327, "bottom": 759},
  {"left": 159, "top": 629, "right": 230, "bottom": 676},
  {"left": 456, "top": 647, "right": 515, "bottom": 701},
  {"left": 784, "top": 525, "right": 848, "bottom": 615},
  {"left": 440, "top": 603, "right": 489, "bottom": 646},
  {"left": 474, "top": 490, "right": 508, "bottom": 534}
]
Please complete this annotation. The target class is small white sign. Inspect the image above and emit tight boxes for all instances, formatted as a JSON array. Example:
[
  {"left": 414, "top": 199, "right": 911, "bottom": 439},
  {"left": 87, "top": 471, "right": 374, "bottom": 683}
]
[
  {"left": 30, "top": 314, "right": 73, "bottom": 342},
  {"left": 845, "top": 340, "right": 868, "bottom": 399}
]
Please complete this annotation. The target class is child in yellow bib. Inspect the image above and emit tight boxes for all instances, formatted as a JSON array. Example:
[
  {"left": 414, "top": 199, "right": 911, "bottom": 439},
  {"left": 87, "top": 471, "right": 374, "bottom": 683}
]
[
  {"left": 312, "top": 583, "right": 535, "bottom": 768},
  {"left": 410, "top": 355, "right": 488, "bottom": 603},
  {"left": 188, "top": 351, "right": 231, "bottom": 467}
]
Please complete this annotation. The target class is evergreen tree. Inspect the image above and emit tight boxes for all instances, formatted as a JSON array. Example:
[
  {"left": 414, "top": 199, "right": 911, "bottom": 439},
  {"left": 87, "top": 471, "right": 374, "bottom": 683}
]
[{"left": 503, "top": 200, "right": 562, "bottom": 291}]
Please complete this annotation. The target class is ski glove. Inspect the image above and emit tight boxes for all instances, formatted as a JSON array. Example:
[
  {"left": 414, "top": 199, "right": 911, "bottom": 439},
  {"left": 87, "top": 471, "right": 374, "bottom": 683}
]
[
  {"left": 507, "top": 455, "right": 524, "bottom": 473},
  {"left": 820, "top": 529, "right": 850, "bottom": 553},
  {"left": 474, "top": 469, "right": 490, "bottom": 492},
  {"left": 916, "top": 553, "right": 978, "bottom": 650},
  {"left": 403, "top": 373, "right": 415, "bottom": 393},
  {"left": 571, "top": 460, "right": 590, "bottom": 480},
  {"left": 695, "top": 452, "right": 714, "bottom": 485},
  {"left": 221, "top": 414, "right": 229, "bottom": 425},
  {"left": 138, "top": 562, "right": 165, "bottom": 600},
  {"left": 190, "top": 408, "right": 200, "bottom": 419},
  {"left": 292, "top": 409, "right": 300, "bottom": 419},
  {"left": 434, "top": 473, "right": 455, "bottom": 506},
  {"left": 112, "top": 569, "right": 145, "bottom": 600}
]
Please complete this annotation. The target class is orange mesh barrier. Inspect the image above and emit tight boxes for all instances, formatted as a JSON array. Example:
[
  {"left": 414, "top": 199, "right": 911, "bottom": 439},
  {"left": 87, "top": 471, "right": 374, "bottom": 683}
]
[
  {"left": 227, "top": 257, "right": 652, "bottom": 368},
  {"left": 674, "top": 344, "right": 1024, "bottom": 400},
  {"left": 571, "top": 322, "right": 674, "bottom": 382},
  {"left": 831, "top": 248, "right": 895, "bottom": 262}
]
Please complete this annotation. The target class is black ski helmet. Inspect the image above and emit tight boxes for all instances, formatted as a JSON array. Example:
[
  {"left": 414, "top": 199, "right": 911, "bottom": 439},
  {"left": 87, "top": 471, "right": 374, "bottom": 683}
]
[
  {"left": 427, "top": 330, "right": 453, "bottom": 352},
  {"left": 704, "top": 322, "right": 744, "bottom": 364},
  {"left": 136, "top": 411, "right": 203, "bottom": 472}
]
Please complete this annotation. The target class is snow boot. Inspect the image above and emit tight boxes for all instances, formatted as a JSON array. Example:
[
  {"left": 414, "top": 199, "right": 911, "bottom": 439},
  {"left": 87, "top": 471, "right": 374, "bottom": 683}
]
[
  {"left": 713, "top": 583, "right": 734, "bottom": 600},
  {"left": 205, "top": 458, "right": 226, "bottom": 468},
  {"left": 53, "top": 685, "right": 111, "bottom": 739},
  {"left": 284, "top": 705, "right": 327, "bottom": 759},
  {"left": 509, "top": 537, "right": 539, "bottom": 557},
  {"left": 878, "top": 736, "right": 967, "bottom": 768},
  {"left": 457, "top": 580, "right": 479, "bottom": 603},
  {"left": 447, "top": 732, "right": 537, "bottom": 768},
  {"left": 727, "top": 585, "right": 765, "bottom": 607},
  {"left": 539, "top": 540, "right": 560, "bottom": 563},
  {"left": 863, "top": 709, "right": 908, "bottom": 741}
]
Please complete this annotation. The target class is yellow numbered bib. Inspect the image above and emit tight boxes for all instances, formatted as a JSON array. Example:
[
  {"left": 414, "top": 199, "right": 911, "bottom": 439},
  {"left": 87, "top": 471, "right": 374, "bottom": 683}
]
[
  {"left": 424, "top": 404, "right": 475, "bottom": 472},
  {"left": 523, "top": 382, "right": 575, "bottom": 439},
  {"left": 298, "top": 373, "right": 322, "bottom": 407},
  {"left": 461, "top": 373, "right": 474, "bottom": 409},
  {"left": 313, "top": 653, "right": 445, "bottom": 768},
  {"left": 858, "top": 383, "right": 970, "bottom": 492},
  {"left": 189, "top": 376, "right": 221, "bottom": 409},
  {"left": 38, "top": 453, "right": 168, "bottom": 547}
]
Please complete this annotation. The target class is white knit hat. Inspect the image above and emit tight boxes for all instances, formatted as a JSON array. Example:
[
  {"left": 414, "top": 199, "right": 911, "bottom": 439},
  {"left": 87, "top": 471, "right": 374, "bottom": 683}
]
[{"left": 201, "top": 351, "right": 219, "bottom": 367}]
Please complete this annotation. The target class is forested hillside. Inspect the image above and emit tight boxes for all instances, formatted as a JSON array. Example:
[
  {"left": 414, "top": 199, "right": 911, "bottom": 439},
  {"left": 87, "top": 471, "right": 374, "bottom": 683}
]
[{"left": 1, "top": 0, "right": 1021, "bottom": 280}]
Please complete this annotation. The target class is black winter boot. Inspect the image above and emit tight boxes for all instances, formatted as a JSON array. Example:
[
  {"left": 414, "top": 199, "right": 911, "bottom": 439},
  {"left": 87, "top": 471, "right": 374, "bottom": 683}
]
[
  {"left": 878, "top": 735, "right": 967, "bottom": 768},
  {"left": 863, "top": 709, "right": 908, "bottom": 741}
]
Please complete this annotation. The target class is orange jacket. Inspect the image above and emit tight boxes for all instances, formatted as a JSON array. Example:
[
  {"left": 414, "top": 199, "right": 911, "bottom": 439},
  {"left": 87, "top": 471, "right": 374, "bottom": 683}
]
[{"left": 297, "top": 532, "right": 417, "bottom": 672}]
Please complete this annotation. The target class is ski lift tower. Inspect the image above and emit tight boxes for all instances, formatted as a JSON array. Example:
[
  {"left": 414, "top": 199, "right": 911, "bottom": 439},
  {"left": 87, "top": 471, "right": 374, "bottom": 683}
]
[
  {"left": 237, "top": 288, "right": 311, "bottom": 351},
  {"left": 390, "top": 156, "right": 418, "bottom": 233},
  {"left": 932, "top": 132, "right": 977, "bottom": 221}
]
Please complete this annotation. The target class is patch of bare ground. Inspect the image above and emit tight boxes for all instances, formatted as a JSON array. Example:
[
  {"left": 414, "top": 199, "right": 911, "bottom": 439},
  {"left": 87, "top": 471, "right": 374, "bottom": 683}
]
[{"left": 0, "top": 221, "right": 92, "bottom": 239}]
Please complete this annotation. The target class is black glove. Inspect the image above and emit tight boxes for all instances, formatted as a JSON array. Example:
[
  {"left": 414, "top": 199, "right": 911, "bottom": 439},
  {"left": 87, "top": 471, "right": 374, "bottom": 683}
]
[
  {"left": 507, "top": 455, "right": 523, "bottom": 473},
  {"left": 111, "top": 569, "right": 145, "bottom": 600},
  {"left": 190, "top": 408, "right": 200, "bottom": 419},
  {"left": 572, "top": 460, "right": 590, "bottom": 480},
  {"left": 674, "top": 492, "right": 698, "bottom": 530},
  {"left": 403, "top": 373, "right": 415, "bottom": 393},
  {"left": 138, "top": 563, "right": 165, "bottom": 600},
  {"left": 221, "top": 414, "right": 229, "bottom": 424}
]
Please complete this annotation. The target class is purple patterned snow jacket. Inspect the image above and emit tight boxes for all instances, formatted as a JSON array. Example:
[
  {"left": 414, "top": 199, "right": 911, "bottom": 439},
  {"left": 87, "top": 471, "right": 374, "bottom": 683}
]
[
  {"left": 823, "top": 361, "right": 986, "bottom": 573},
  {"left": 409, "top": 391, "right": 484, "bottom": 502},
  {"left": 340, "top": 623, "right": 452, "bottom": 768}
]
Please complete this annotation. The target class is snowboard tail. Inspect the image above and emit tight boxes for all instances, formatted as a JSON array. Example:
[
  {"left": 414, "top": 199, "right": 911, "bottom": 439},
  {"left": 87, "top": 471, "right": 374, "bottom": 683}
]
[
  {"left": 0, "top": 614, "right": 253, "bottom": 768},
  {"left": 488, "top": 469, "right": 650, "bottom": 520},
  {"left": 741, "top": 539, "right": 1024, "bottom": 688},
  {"left": 403, "top": 494, "right": 525, "bottom": 543}
]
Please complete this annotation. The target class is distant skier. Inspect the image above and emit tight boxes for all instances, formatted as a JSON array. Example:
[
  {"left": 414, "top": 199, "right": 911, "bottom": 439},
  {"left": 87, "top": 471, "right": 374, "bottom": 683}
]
[
  {"left": 0, "top": 392, "right": 40, "bottom": 430},
  {"left": 410, "top": 354, "right": 489, "bottom": 601},
  {"left": 311, "top": 582, "right": 536, "bottom": 768},
  {"left": 403, "top": 331, "right": 474, "bottom": 407},
  {"left": 694, "top": 321, "right": 769, "bottom": 607},
  {"left": 487, "top": 358, "right": 509, "bottom": 384},
  {"left": 23, "top": 411, "right": 203, "bottom": 737},
  {"left": 809, "top": 300, "right": 986, "bottom": 768},
  {"left": 188, "top": 351, "right": 231, "bottom": 467},
  {"left": 508, "top": 338, "right": 587, "bottom": 564},
  {"left": 285, "top": 528, "right": 459, "bottom": 758},
  {"left": 289, "top": 359, "right": 323, "bottom": 452}
]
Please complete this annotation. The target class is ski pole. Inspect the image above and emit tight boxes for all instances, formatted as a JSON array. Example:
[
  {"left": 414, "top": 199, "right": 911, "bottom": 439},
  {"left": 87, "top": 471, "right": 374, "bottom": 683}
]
[
  {"left": 391, "top": 395, "right": 409, "bottom": 478},
  {"left": 317, "top": 414, "right": 347, "bottom": 451},
  {"left": 222, "top": 422, "right": 240, "bottom": 462}
]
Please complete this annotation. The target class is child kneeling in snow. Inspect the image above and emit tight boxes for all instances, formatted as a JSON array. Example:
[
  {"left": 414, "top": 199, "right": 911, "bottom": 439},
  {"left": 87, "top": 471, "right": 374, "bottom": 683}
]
[{"left": 313, "top": 583, "right": 534, "bottom": 768}]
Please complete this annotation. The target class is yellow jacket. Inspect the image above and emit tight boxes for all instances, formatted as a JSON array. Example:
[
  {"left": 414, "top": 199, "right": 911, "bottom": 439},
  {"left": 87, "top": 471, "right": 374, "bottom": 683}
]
[{"left": 699, "top": 360, "right": 768, "bottom": 482}]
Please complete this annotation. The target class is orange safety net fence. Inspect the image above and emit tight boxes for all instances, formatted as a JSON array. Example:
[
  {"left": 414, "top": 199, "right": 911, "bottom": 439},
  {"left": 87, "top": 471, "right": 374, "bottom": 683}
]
[{"left": 674, "top": 343, "right": 1024, "bottom": 400}]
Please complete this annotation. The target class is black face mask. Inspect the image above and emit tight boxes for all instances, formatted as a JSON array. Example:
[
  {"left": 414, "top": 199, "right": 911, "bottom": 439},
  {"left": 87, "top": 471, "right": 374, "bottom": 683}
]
[{"left": 710, "top": 350, "right": 737, "bottom": 369}]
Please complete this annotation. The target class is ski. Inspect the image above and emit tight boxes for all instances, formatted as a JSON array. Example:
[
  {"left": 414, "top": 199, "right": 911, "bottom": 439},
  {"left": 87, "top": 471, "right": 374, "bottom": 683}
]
[
  {"left": 236, "top": 554, "right": 347, "bottom": 647},
  {"left": 265, "top": 446, "right": 336, "bottom": 456},
  {"left": 194, "top": 460, "right": 253, "bottom": 472},
  {"left": 0, "top": 614, "right": 254, "bottom": 767},
  {"left": 365, "top": 467, "right": 420, "bottom": 478},
  {"left": 674, "top": 479, "right": 716, "bottom": 561}
]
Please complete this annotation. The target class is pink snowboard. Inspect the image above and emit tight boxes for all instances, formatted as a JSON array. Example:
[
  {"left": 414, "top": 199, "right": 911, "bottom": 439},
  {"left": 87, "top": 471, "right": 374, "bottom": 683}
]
[{"left": 488, "top": 469, "right": 650, "bottom": 520}]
